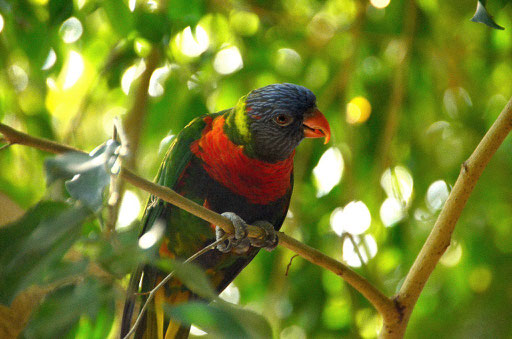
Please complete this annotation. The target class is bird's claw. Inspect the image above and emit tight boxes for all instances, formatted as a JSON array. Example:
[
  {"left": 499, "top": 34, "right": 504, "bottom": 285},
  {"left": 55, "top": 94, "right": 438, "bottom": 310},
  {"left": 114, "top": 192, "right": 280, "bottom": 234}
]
[{"left": 216, "top": 212, "right": 278, "bottom": 253}]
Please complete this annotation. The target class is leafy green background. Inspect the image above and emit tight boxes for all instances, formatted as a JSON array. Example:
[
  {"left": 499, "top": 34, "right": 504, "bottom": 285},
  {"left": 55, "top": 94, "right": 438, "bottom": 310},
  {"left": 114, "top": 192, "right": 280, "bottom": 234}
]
[{"left": 1, "top": 0, "right": 512, "bottom": 338}]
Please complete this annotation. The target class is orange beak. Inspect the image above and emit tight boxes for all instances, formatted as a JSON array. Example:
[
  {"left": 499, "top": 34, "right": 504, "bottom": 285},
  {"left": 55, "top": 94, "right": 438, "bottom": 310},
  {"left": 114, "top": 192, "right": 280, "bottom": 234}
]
[{"left": 303, "top": 109, "right": 331, "bottom": 144}]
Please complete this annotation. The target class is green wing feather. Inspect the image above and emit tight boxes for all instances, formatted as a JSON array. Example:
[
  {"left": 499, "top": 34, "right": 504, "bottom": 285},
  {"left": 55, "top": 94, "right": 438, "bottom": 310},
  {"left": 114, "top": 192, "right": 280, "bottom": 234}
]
[{"left": 121, "top": 112, "right": 221, "bottom": 338}]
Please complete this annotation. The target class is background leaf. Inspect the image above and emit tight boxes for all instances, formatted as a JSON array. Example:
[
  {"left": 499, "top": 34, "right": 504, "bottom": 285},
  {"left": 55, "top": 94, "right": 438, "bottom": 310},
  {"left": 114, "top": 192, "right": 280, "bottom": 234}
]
[
  {"left": 0, "top": 202, "right": 90, "bottom": 304},
  {"left": 165, "top": 301, "right": 273, "bottom": 339}
]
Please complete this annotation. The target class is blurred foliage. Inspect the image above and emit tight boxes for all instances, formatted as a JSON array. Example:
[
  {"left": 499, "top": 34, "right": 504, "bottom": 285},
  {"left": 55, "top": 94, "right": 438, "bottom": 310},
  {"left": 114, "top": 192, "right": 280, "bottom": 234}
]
[{"left": 1, "top": 0, "right": 512, "bottom": 338}]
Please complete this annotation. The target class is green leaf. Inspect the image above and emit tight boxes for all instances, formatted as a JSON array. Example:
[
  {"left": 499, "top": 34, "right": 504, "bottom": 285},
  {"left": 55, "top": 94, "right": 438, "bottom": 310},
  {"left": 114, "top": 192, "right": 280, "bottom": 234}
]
[
  {"left": 167, "top": 0, "right": 203, "bottom": 28},
  {"left": 165, "top": 301, "right": 273, "bottom": 339},
  {"left": 44, "top": 140, "right": 120, "bottom": 211},
  {"left": 135, "top": 9, "right": 170, "bottom": 43},
  {"left": 157, "top": 260, "right": 217, "bottom": 301},
  {"left": 0, "top": 202, "right": 91, "bottom": 304},
  {"left": 103, "top": 0, "right": 134, "bottom": 37},
  {"left": 24, "top": 278, "right": 115, "bottom": 338},
  {"left": 471, "top": 0, "right": 505, "bottom": 30},
  {"left": 48, "top": 0, "right": 73, "bottom": 26}
]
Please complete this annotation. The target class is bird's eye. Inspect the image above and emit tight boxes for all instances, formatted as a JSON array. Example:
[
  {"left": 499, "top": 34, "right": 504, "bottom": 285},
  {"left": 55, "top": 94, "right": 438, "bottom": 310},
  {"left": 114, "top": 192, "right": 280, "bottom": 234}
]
[{"left": 274, "top": 114, "right": 293, "bottom": 126}]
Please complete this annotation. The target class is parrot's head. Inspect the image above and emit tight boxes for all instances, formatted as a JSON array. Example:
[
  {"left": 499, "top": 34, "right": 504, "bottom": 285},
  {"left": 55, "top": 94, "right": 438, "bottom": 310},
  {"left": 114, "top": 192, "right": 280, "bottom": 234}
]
[{"left": 226, "top": 83, "right": 331, "bottom": 162}]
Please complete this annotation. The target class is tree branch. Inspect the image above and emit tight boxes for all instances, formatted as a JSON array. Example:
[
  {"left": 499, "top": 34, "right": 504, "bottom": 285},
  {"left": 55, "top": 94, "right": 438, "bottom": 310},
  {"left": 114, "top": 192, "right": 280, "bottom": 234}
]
[
  {"left": 381, "top": 96, "right": 512, "bottom": 338},
  {"left": 0, "top": 122, "right": 396, "bottom": 323}
]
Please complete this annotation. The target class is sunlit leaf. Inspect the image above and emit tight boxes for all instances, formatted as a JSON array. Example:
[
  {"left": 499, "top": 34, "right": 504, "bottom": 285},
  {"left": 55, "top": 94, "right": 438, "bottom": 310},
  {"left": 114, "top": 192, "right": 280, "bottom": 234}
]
[{"left": 44, "top": 140, "right": 120, "bottom": 211}]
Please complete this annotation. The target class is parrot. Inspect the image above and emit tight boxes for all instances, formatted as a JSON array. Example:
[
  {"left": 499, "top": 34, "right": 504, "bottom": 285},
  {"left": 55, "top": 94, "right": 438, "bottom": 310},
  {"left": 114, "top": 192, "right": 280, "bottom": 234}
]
[{"left": 120, "top": 83, "right": 331, "bottom": 339}]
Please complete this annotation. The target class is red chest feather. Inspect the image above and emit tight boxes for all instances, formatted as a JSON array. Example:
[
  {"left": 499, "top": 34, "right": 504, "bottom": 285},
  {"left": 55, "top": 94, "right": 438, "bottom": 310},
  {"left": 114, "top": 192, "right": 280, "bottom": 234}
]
[{"left": 190, "top": 116, "right": 294, "bottom": 205}]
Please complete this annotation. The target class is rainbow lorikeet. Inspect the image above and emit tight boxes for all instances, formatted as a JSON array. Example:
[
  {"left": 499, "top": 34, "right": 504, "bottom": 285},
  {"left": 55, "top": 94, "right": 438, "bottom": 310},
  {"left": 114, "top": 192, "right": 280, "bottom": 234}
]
[{"left": 120, "top": 83, "right": 331, "bottom": 338}]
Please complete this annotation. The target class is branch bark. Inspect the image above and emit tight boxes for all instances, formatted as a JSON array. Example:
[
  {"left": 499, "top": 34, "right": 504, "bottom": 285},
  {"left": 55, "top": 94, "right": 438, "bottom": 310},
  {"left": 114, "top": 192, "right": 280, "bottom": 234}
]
[
  {"left": 381, "top": 96, "right": 512, "bottom": 338},
  {"left": 0, "top": 122, "right": 395, "bottom": 323}
]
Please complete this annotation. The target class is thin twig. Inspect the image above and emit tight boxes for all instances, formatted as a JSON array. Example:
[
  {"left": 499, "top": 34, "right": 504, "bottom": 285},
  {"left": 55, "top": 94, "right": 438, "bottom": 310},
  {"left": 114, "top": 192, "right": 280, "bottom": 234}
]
[
  {"left": 122, "top": 235, "right": 229, "bottom": 339},
  {"left": 285, "top": 254, "right": 299, "bottom": 276},
  {"left": 0, "top": 122, "right": 397, "bottom": 324}
]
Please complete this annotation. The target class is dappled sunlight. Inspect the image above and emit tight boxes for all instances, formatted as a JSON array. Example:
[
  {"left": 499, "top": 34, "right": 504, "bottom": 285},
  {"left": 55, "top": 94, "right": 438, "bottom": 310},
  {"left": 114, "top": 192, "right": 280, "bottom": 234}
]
[
  {"left": 46, "top": 50, "right": 96, "bottom": 126},
  {"left": 176, "top": 25, "right": 210, "bottom": 58},
  {"left": 8, "top": 65, "right": 28, "bottom": 92},
  {"left": 214, "top": 46, "right": 243, "bottom": 75},
  {"left": 190, "top": 325, "right": 207, "bottom": 336},
  {"left": 380, "top": 197, "right": 405, "bottom": 227},
  {"left": 148, "top": 64, "right": 171, "bottom": 97},
  {"left": 219, "top": 283, "right": 240, "bottom": 304},
  {"left": 138, "top": 220, "right": 165, "bottom": 249},
  {"left": 356, "top": 308, "right": 382, "bottom": 338},
  {"left": 426, "top": 180, "right": 450, "bottom": 212},
  {"left": 346, "top": 96, "right": 371, "bottom": 124},
  {"left": 59, "top": 17, "right": 83, "bottom": 43},
  {"left": 280, "top": 325, "right": 307, "bottom": 339},
  {"left": 275, "top": 48, "right": 302, "bottom": 76},
  {"left": 370, "top": 0, "right": 391, "bottom": 9},
  {"left": 63, "top": 51, "right": 84, "bottom": 89},
  {"left": 121, "top": 60, "right": 146, "bottom": 95},
  {"left": 380, "top": 166, "right": 414, "bottom": 205},
  {"left": 313, "top": 147, "right": 344, "bottom": 197},
  {"left": 230, "top": 11, "right": 260, "bottom": 36},
  {"left": 42, "top": 48, "right": 57, "bottom": 71},
  {"left": 439, "top": 241, "right": 462, "bottom": 267},
  {"left": 116, "top": 190, "right": 141, "bottom": 229},
  {"left": 469, "top": 266, "right": 493, "bottom": 293},
  {"left": 331, "top": 201, "right": 371, "bottom": 235},
  {"left": 342, "top": 234, "right": 378, "bottom": 268}
]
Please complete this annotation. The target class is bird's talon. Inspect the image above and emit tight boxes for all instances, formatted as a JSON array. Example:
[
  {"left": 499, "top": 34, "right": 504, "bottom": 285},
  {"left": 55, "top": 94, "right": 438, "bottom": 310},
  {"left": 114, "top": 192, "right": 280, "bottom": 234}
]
[{"left": 216, "top": 212, "right": 278, "bottom": 253}]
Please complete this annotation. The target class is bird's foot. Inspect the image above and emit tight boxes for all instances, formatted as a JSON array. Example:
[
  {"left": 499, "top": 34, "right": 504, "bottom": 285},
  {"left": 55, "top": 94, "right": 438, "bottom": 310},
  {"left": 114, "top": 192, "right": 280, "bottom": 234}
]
[{"left": 216, "top": 212, "right": 278, "bottom": 253}]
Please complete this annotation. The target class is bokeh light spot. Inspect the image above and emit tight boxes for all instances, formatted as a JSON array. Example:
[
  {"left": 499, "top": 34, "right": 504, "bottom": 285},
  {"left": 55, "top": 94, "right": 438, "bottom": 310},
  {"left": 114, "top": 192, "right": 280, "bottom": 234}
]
[
  {"left": 63, "top": 51, "right": 84, "bottom": 89},
  {"left": 42, "top": 48, "right": 57, "bottom": 71},
  {"left": 8, "top": 65, "right": 29, "bottom": 92},
  {"left": 380, "top": 197, "right": 405, "bottom": 227},
  {"left": 213, "top": 46, "right": 243, "bottom": 75},
  {"left": 346, "top": 96, "right": 371, "bottom": 124},
  {"left": 370, "top": 0, "right": 391, "bottom": 9},
  {"left": 176, "top": 25, "right": 210, "bottom": 57},
  {"left": 280, "top": 325, "right": 306, "bottom": 339},
  {"left": 313, "top": 147, "right": 344, "bottom": 197},
  {"left": 190, "top": 326, "right": 207, "bottom": 336},
  {"left": 342, "top": 234, "right": 378, "bottom": 268},
  {"left": 121, "top": 61, "right": 146, "bottom": 95},
  {"left": 468, "top": 266, "right": 492, "bottom": 293},
  {"left": 275, "top": 48, "right": 302, "bottom": 77},
  {"left": 230, "top": 11, "right": 260, "bottom": 36},
  {"left": 59, "top": 17, "right": 83, "bottom": 43},
  {"left": 356, "top": 308, "right": 382, "bottom": 338},
  {"left": 149, "top": 64, "right": 171, "bottom": 97},
  {"left": 331, "top": 201, "right": 371, "bottom": 235},
  {"left": 0, "top": 14, "right": 4, "bottom": 33},
  {"left": 380, "top": 166, "right": 414, "bottom": 204},
  {"left": 440, "top": 241, "right": 462, "bottom": 267},
  {"left": 138, "top": 220, "right": 165, "bottom": 249},
  {"left": 426, "top": 180, "right": 450, "bottom": 211},
  {"left": 219, "top": 283, "right": 240, "bottom": 304},
  {"left": 322, "top": 297, "right": 351, "bottom": 329},
  {"left": 116, "top": 190, "right": 141, "bottom": 229}
]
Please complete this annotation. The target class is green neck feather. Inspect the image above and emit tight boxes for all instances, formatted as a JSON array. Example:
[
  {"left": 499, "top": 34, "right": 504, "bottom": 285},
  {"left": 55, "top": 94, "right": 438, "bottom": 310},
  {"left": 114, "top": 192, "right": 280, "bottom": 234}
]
[{"left": 224, "top": 95, "right": 256, "bottom": 157}]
